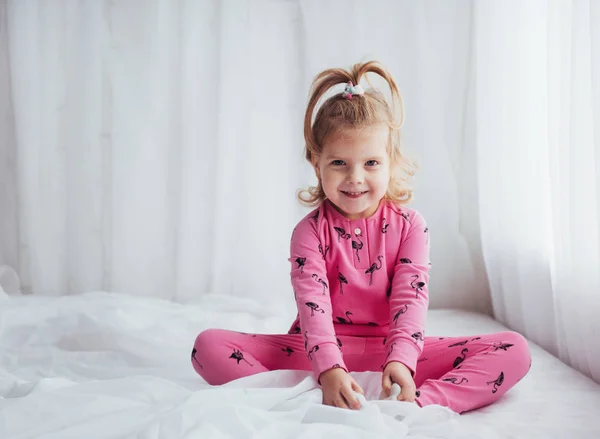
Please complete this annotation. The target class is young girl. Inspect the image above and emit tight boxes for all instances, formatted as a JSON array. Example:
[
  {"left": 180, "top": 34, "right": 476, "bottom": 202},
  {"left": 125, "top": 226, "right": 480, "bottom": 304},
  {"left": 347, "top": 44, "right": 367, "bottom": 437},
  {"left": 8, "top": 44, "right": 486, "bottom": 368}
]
[{"left": 191, "top": 61, "right": 531, "bottom": 414}]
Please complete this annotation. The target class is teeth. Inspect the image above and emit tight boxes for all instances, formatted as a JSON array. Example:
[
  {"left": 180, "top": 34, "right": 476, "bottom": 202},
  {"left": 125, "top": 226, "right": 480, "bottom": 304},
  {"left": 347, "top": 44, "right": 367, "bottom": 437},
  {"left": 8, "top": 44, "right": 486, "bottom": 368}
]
[{"left": 345, "top": 191, "right": 365, "bottom": 195}]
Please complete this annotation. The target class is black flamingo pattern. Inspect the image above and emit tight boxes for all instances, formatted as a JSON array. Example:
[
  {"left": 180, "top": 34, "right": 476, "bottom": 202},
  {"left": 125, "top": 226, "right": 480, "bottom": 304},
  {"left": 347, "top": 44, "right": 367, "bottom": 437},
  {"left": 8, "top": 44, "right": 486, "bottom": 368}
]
[
  {"left": 410, "top": 275, "right": 426, "bottom": 298},
  {"left": 290, "top": 325, "right": 301, "bottom": 334},
  {"left": 318, "top": 244, "right": 330, "bottom": 259},
  {"left": 392, "top": 304, "right": 409, "bottom": 327},
  {"left": 381, "top": 218, "right": 389, "bottom": 233},
  {"left": 337, "top": 337, "right": 343, "bottom": 349},
  {"left": 399, "top": 258, "right": 412, "bottom": 264},
  {"left": 295, "top": 257, "right": 306, "bottom": 273},
  {"left": 443, "top": 377, "right": 469, "bottom": 385},
  {"left": 311, "top": 274, "right": 329, "bottom": 295},
  {"left": 307, "top": 345, "right": 320, "bottom": 360},
  {"left": 400, "top": 211, "right": 411, "bottom": 223},
  {"left": 417, "top": 357, "right": 428, "bottom": 363},
  {"left": 365, "top": 255, "right": 384, "bottom": 286},
  {"left": 311, "top": 210, "right": 319, "bottom": 223},
  {"left": 334, "top": 226, "right": 351, "bottom": 242},
  {"left": 483, "top": 342, "right": 515, "bottom": 355},
  {"left": 487, "top": 372, "right": 504, "bottom": 393},
  {"left": 492, "top": 342, "right": 514, "bottom": 351},
  {"left": 282, "top": 347, "right": 294, "bottom": 356},
  {"left": 453, "top": 348, "right": 468, "bottom": 368},
  {"left": 338, "top": 272, "right": 348, "bottom": 294},
  {"left": 352, "top": 236, "right": 363, "bottom": 261},
  {"left": 229, "top": 349, "right": 253, "bottom": 366},
  {"left": 448, "top": 340, "right": 469, "bottom": 347},
  {"left": 191, "top": 348, "right": 203, "bottom": 369},
  {"left": 411, "top": 331, "right": 424, "bottom": 342},
  {"left": 305, "top": 301, "right": 325, "bottom": 316},
  {"left": 415, "top": 390, "right": 421, "bottom": 397},
  {"left": 336, "top": 311, "right": 353, "bottom": 324}
]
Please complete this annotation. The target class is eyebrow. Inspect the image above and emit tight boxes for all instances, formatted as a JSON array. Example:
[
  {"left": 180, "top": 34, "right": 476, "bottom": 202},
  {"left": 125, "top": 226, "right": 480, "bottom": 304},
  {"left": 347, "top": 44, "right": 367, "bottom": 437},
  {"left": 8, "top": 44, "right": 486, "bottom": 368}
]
[{"left": 325, "top": 155, "right": 386, "bottom": 161}]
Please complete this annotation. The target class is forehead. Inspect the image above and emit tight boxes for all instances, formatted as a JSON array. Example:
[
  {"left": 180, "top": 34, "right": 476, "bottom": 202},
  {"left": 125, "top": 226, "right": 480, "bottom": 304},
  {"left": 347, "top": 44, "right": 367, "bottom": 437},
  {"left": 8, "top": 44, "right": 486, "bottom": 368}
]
[{"left": 323, "top": 124, "right": 389, "bottom": 157}]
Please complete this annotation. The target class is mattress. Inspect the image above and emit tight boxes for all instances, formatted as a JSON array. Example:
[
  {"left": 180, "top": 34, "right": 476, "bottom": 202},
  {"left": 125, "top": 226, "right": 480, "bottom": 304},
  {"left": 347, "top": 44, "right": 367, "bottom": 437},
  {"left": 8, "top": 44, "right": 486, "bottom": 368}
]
[{"left": 0, "top": 291, "right": 599, "bottom": 439}]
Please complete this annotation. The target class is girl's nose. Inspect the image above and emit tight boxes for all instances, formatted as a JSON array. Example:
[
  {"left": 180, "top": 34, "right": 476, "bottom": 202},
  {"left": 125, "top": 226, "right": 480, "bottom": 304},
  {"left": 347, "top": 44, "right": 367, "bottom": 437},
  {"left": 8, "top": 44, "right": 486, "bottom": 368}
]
[{"left": 347, "top": 167, "right": 364, "bottom": 184}]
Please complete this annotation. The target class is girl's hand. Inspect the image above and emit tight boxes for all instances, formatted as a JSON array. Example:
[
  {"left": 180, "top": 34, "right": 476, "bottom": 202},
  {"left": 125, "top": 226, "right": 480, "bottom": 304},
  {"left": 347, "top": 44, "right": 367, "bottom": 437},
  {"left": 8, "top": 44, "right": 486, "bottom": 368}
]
[
  {"left": 381, "top": 361, "right": 417, "bottom": 402},
  {"left": 319, "top": 367, "right": 365, "bottom": 410}
]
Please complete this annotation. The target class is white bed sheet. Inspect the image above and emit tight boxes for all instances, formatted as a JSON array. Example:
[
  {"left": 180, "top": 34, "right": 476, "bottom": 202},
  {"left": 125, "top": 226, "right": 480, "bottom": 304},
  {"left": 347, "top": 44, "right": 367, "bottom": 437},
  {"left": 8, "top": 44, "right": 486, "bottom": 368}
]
[{"left": 0, "top": 291, "right": 599, "bottom": 439}]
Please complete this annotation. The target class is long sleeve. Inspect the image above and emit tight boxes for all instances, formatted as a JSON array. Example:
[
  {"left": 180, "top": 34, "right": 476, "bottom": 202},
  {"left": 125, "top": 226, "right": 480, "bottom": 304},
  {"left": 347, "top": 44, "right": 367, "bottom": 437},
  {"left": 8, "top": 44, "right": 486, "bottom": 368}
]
[
  {"left": 384, "top": 211, "right": 430, "bottom": 375},
  {"left": 289, "top": 214, "right": 346, "bottom": 382}
]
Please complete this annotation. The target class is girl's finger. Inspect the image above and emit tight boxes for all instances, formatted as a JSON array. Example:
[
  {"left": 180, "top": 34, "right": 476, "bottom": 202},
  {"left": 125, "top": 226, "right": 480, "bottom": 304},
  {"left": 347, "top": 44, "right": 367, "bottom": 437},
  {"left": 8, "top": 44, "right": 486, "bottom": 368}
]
[
  {"left": 341, "top": 386, "right": 361, "bottom": 410},
  {"left": 381, "top": 373, "right": 393, "bottom": 397},
  {"left": 334, "top": 396, "right": 350, "bottom": 410},
  {"left": 351, "top": 380, "right": 365, "bottom": 396}
]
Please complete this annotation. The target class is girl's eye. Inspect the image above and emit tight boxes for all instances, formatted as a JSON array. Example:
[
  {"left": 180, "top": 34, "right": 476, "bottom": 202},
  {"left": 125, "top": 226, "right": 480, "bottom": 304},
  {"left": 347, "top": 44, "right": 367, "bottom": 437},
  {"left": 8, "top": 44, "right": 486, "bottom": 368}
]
[
  {"left": 331, "top": 160, "right": 345, "bottom": 166},
  {"left": 365, "top": 160, "right": 379, "bottom": 166}
]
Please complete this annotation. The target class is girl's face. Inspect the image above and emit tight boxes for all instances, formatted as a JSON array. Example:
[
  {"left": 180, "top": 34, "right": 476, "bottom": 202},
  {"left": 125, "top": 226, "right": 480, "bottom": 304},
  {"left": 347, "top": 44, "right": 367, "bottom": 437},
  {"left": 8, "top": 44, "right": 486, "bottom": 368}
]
[{"left": 314, "top": 124, "right": 391, "bottom": 220}]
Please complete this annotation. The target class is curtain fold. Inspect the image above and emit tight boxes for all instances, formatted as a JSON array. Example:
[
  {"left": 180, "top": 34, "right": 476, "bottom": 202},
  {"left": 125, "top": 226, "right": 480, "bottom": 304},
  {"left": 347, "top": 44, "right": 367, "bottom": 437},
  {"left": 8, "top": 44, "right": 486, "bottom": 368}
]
[{"left": 473, "top": 0, "right": 600, "bottom": 382}]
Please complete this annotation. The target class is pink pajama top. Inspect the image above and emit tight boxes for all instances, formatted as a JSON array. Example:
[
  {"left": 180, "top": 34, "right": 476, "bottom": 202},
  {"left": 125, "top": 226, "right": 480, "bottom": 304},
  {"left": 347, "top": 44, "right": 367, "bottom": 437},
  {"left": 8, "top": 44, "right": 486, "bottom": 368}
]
[{"left": 288, "top": 198, "right": 430, "bottom": 382}]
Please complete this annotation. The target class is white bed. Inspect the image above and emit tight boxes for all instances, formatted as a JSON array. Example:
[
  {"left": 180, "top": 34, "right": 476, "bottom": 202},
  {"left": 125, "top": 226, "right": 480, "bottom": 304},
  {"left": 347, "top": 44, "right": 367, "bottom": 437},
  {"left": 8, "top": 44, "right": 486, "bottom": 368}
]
[{"left": 1, "top": 291, "right": 599, "bottom": 439}]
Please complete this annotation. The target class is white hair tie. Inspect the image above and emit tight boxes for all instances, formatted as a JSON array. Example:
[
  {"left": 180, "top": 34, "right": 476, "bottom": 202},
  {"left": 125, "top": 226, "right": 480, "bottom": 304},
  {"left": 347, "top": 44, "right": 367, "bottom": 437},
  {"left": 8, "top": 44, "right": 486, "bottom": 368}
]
[{"left": 342, "top": 81, "right": 365, "bottom": 99}]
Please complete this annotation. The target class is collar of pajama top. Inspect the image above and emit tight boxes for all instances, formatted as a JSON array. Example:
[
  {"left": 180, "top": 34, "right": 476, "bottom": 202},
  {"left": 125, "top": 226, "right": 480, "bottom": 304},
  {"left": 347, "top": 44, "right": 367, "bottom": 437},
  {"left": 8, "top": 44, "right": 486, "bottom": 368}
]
[{"left": 288, "top": 198, "right": 431, "bottom": 381}]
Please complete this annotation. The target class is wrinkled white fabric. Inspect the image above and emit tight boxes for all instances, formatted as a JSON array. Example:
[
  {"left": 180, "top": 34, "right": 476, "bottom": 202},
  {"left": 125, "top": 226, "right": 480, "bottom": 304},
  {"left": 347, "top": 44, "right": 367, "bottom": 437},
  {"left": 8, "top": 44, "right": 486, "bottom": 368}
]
[{"left": 1, "top": 292, "right": 600, "bottom": 438}]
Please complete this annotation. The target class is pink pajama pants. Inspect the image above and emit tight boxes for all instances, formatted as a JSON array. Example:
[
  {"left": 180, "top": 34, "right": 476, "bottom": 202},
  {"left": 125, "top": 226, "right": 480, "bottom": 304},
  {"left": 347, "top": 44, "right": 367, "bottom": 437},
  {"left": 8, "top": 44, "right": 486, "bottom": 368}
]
[{"left": 191, "top": 329, "right": 531, "bottom": 414}]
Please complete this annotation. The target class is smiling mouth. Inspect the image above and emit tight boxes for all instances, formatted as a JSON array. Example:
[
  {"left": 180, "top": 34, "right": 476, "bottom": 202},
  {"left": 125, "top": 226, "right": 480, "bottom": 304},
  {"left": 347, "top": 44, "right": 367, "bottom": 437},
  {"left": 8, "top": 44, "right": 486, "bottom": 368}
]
[{"left": 342, "top": 191, "right": 368, "bottom": 198}]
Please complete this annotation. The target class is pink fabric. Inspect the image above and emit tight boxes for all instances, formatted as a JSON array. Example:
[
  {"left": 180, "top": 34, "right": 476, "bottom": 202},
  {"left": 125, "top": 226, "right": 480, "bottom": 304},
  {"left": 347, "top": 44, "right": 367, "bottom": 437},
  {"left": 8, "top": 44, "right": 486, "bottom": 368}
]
[
  {"left": 192, "top": 329, "right": 531, "bottom": 414},
  {"left": 288, "top": 199, "right": 429, "bottom": 380},
  {"left": 191, "top": 199, "right": 532, "bottom": 413}
]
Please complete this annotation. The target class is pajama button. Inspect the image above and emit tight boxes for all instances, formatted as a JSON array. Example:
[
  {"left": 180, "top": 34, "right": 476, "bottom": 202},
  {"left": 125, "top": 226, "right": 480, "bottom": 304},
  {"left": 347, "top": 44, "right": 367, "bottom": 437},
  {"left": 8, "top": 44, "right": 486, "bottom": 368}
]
[{"left": 354, "top": 227, "right": 361, "bottom": 235}]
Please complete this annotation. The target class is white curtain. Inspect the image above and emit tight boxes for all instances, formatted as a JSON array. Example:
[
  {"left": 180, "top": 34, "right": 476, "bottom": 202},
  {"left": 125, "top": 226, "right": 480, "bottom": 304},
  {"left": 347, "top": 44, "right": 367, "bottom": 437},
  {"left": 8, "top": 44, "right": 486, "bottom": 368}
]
[
  {"left": 1, "top": 0, "right": 598, "bottom": 381},
  {"left": 473, "top": 0, "right": 600, "bottom": 382},
  {"left": 0, "top": 0, "right": 487, "bottom": 313}
]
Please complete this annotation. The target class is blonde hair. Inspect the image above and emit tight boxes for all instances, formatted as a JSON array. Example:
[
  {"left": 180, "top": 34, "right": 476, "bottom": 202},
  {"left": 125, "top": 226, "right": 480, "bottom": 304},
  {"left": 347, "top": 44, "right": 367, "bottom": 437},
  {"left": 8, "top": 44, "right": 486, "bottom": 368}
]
[{"left": 297, "top": 60, "right": 417, "bottom": 207}]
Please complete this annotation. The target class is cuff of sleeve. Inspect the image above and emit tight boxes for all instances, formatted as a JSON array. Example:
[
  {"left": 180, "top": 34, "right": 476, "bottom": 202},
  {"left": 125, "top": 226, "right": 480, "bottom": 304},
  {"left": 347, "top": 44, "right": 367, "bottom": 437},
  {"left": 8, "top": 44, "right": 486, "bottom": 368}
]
[
  {"left": 311, "top": 342, "right": 346, "bottom": 384},
  {"left": 384, "top": 339, "right": 421, "bottom": 376}
]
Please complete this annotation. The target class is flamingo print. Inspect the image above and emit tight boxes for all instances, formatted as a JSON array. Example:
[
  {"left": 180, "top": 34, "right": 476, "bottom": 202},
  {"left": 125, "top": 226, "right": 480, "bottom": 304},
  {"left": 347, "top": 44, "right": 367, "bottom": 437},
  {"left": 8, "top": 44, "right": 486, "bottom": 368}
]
[
  {"left": 295, "top": 257, "right": 306, "bottom": 273},
  {"left": 352, "top": 236, "right": 363, "bottom": 261},
  {"left": 229, "top": 349, "right": 253, "bottom": 366},
  {"left": 337, "top": 337, "right": 343, "bottom": 349},
  {"left": 304, "top": 331, "right": 309, "bottom": 351},
  {"left": 392, "top": 303, "right": 409, "bottom": 326},
  {"left": 443, "top": 377, "right": 469, "bottom": 385},
  {"left": 336, "top": 311, "right": 353, "bottom": 324},
  {"left": 282, "top": 347, "right": 294, "bottom": 356},
  {"left": 453, "top": 348, "right": 468, "bottom": 368},
  {"left": 381, "top": 217, "right": 389, "bottom": 233},
  {"left": 487, "top": 371, "right": 505, "bottom": 393},
  {"left": 311, "top": 210, "right": 319, "bottom": 223},
  {"left": 191, "top": 348, "right": 203, "bottom": 369},
  {"left": 400, "top": 211, "right": 411, "bottom": 223},
  {"left": 399, "top": 258, "right": 412, "bottom": 264},
  {"left": 305, "top": 301, "right": 325, "bottom": 316},
  {"left": 448, "top": 340, "right": 469, "bottom": 347},
  {"left": 311, "top": 274, "right": 329, "bottom": 295},
  {"left": 411, "top": 331, "right": 424, "bottom": 342},
  {"left": 318, "top": 244, "right": 330, "bottom": 259},
  {"left": 338, "top": 272, "right": 348, "bottom": 294},
  {"left": 307, "top": 345, "right": 320, "bottom": 360},
  {"left": 492, "top": 342, "right": 514, "bottom": 351},
  {"left": 417, "top": 357, "right": 428, "bottom": 363},
  {"left": 424, "top": 227, "right": 429, "bottom": 244},
  {"left": 334, "top": 226, "right": 351, "bottom": 242},
  {"left": 365, "top": 255, "right": 384, "bottom": 286},
  {"left": 410, "top": 275, "right": 426, "bottom": 298}
]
